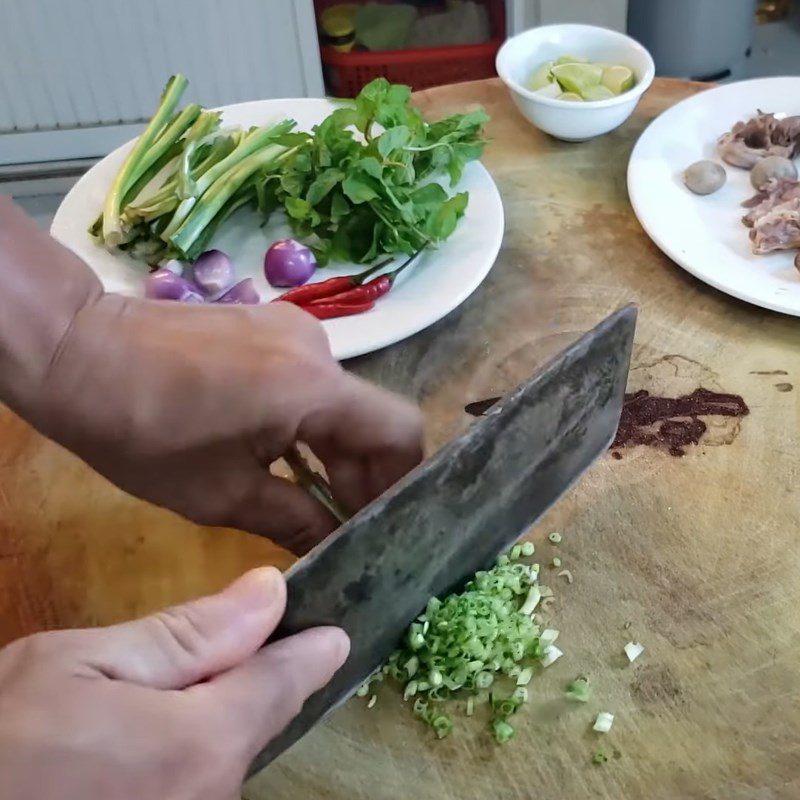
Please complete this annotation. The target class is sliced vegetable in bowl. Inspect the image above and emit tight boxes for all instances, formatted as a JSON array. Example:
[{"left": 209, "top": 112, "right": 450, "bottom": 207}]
[{"left": 528, "top": 56, "right": 636, "bottom": 103}]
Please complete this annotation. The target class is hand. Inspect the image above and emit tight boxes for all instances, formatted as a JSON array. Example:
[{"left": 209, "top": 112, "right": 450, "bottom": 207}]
[
  {"left": 0, "top": 568, "right": 349, "bottom": 800},
  {"left": 1, "top": 200, "right": 423, "bottom": 553}
]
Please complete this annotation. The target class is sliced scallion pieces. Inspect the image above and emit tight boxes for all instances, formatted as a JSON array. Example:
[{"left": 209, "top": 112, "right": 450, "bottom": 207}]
[
  {"left": 565, "top": 677, "right": 592, "bottom": 703},
  {"left": 493, "top": 719, "right": 515, "bottom": 743},
  {"left": 521, "top": 541, "right": 535, "bottom": 557},
  {"left": 360, "top": 546, "right": 557, "bottom": 743},
  {"left": 593, "top": 711, "right": 615, "bottom": 733},
  {"left": 624, "top": 641, "right": 645, "bottom": 663}
]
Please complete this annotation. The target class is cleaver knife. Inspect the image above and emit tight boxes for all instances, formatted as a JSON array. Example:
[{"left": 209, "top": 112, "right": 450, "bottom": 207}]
[{"left": 247, "top": 304, "right": 636, "bottom": 777}]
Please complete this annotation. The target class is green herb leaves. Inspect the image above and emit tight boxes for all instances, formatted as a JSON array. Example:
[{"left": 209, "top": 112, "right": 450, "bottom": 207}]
[
  {"left": 259, "top": 78, "right": 489, "bottom": 264},
  {"left": 91, "top": 74, "right": 488, "bottom": 269}
]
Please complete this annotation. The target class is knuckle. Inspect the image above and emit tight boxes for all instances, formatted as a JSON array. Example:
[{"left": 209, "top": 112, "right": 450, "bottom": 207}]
[
  {"left": 19, "top": 630, "right": 70, "bottom": 661},
  {"left": 269, "top": 301, "right": 328, "bottom": 343},
  {"left": 151, "top": 604, "right": 210, "bottom": 663},
  {"left": 188, "top": 502, "right": 234, "bottom": 531}
]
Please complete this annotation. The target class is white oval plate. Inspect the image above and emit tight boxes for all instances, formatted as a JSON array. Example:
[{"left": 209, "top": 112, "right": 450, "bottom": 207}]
[
  {"left": 628, "top": 77, "right": 800, "bottom": 316},
  {"left": 52, "top": 98, "right": 504, "bottom": 360}
]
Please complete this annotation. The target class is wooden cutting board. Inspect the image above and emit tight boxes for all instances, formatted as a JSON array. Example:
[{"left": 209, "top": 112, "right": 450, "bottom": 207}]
[{"left": 2, "top": 78, "right": 800, "bottom": 800}]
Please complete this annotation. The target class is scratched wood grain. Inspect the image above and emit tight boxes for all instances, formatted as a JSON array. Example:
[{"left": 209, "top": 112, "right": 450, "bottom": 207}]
[{"left": 1, "top": 78, "right": 799, "bottom": 800}]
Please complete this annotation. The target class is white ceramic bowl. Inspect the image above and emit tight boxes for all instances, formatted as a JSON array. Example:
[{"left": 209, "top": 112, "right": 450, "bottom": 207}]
[{"left": 496, "top": 24, "right": 655, "bottom": 142}]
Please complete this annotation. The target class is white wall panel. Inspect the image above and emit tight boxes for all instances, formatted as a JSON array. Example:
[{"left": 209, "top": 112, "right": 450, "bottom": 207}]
[
  {"left": 507, "top": 0, "right": 628, "bottom": 33},
  {"left": 0, "top": 0, "right": 324, "bottom": 164}
]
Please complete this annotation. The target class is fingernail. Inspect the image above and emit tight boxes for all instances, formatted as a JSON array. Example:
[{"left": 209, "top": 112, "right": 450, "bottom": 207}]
[{"left": 318, "top": 626, "right": 351, "bottom": 666}]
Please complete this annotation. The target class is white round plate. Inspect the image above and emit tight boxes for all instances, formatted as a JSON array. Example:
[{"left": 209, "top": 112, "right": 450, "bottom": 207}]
[
  {"left": 628, "top": 77, "right": 800, "bottom": 316},
  {"left": 52, "top": 98, "right": 504, "bottom": 360}
]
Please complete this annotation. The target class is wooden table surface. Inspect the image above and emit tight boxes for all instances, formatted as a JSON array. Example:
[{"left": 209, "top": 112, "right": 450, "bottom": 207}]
[{"left": 3, "top": 78, "right": 800, "bottom": 800}]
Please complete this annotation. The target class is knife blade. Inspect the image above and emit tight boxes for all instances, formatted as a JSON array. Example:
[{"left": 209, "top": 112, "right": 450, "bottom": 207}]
[{"left": 248, "top": 304, "right": 636, "bottom": 777}]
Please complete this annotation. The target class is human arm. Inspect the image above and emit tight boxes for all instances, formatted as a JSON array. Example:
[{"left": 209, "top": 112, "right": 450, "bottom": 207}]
[{"left": 0, "top": 195, "right": 423, "bottom": 552}]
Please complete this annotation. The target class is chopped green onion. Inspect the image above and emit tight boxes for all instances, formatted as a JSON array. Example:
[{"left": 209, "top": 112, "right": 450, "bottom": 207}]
[
  {"left": 520, "top": 586, "right": 541, "bottom": 615},
  {"left": 356, "top": 683, "right": 370, "bottom": 697},
  {"left": 521, "top": 541, "right": 535, "bottom": 557},
  {"left": 593, "top": 750, "right": 608, "bottom": 765},
  {"left": 539, "top": 628, "right": 560, "bottom": 646},
  {"left": 565, "top": 677, "right": 592, "bottom": 703},
  {"left": 491, "top": 692, "right": 523, "bottom": 718},
  {"left": 593, "top": 712, "right": 615, "bottom": 733},
  {"left": 476, "top": 671, "right": 495, "bottom": 689},
  {"left": 493, "top": 719, "right": 515, "bottom": 743},
  {"left": 552, "top": 557, "right": 562, "bottom": 568},
  {"left": 432, "top": 714, "right": 453, "bottom": 739},
  {"left": 624, "top": 642, "right": 645, "bottom": 663},
  {"left": 413, "top": 697, "right": 429, "bottom": 719},
  {"left": 368, "top": 544, "right": 556, "bottom": 743},
  {"left": 541, "top": 645, "right": 563, "bottom": 668},
  {"left": 548, "top": 532, "right": 563, "bottom": 544},
  {"left": 516, "top": 667, "right": 533, "bottom": 686}
]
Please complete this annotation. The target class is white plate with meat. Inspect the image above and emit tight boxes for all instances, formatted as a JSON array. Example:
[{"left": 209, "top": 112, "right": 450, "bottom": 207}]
[{"left": 628, "top": 77, "right": 800, "bottom": 316}]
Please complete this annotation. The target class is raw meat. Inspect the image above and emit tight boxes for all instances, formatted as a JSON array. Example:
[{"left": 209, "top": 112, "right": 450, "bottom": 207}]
[
  {"left": 718, "top": 113, "right": 800, "bottom": 169},
  {"left": 749, "top": 198, "right": 800, "bottom": 254},
  {"left": 741, "top": 179, "right": 800, "bottom": 227}
]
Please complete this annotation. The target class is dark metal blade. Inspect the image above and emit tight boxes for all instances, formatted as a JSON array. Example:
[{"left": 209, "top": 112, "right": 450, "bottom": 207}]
[{"left": 248, "top": 305, "right": 636, "bottom": 777}]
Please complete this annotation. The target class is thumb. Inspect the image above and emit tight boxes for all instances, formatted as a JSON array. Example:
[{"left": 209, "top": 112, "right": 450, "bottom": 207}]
[
  {"left": 195, "top": 625, "right": 350, "bottom": 762},
  {"left": 86, "top": 567, "right": 286, "bottom": 689}
]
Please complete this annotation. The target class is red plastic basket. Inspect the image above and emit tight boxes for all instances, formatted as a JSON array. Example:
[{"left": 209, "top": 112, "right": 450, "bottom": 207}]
[{"left": 315, "top": 0, "right": 506, "bottom": 97}]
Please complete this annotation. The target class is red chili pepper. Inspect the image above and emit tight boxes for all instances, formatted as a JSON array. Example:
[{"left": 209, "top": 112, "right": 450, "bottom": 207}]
[
  {"left": 302, "top": 300, "right": 375, "bottom": 320},
  {"left": 271, "top": 257, "right": 394, "bottom": 306},
  {"left": 308, "top": 274, "right": 392, "bottom": 306},
  {"left": 271, "top": 276, "right": 355, "bottom": 306}
]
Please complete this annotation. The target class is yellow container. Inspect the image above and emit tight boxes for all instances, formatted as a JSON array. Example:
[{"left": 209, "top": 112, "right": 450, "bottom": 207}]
[{"left": 320, "top": 4, "right": 358, "bottom": 53}]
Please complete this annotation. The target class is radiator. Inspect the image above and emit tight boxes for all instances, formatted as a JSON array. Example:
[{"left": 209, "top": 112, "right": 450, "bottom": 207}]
[{"left": 0, "top": 0, "right": 323, "bottom": 164}]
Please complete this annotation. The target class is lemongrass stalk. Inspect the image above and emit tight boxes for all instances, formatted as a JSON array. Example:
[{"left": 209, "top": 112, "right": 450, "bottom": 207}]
[
  {"left": 168, "top": 144, "right": 296, "bottom": 255},
  {"left": 161, "top": 120, "right": 296, "bottom": 241},
  {"left": 101, "top": 74, "right": 188, "bottom": 247}
]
